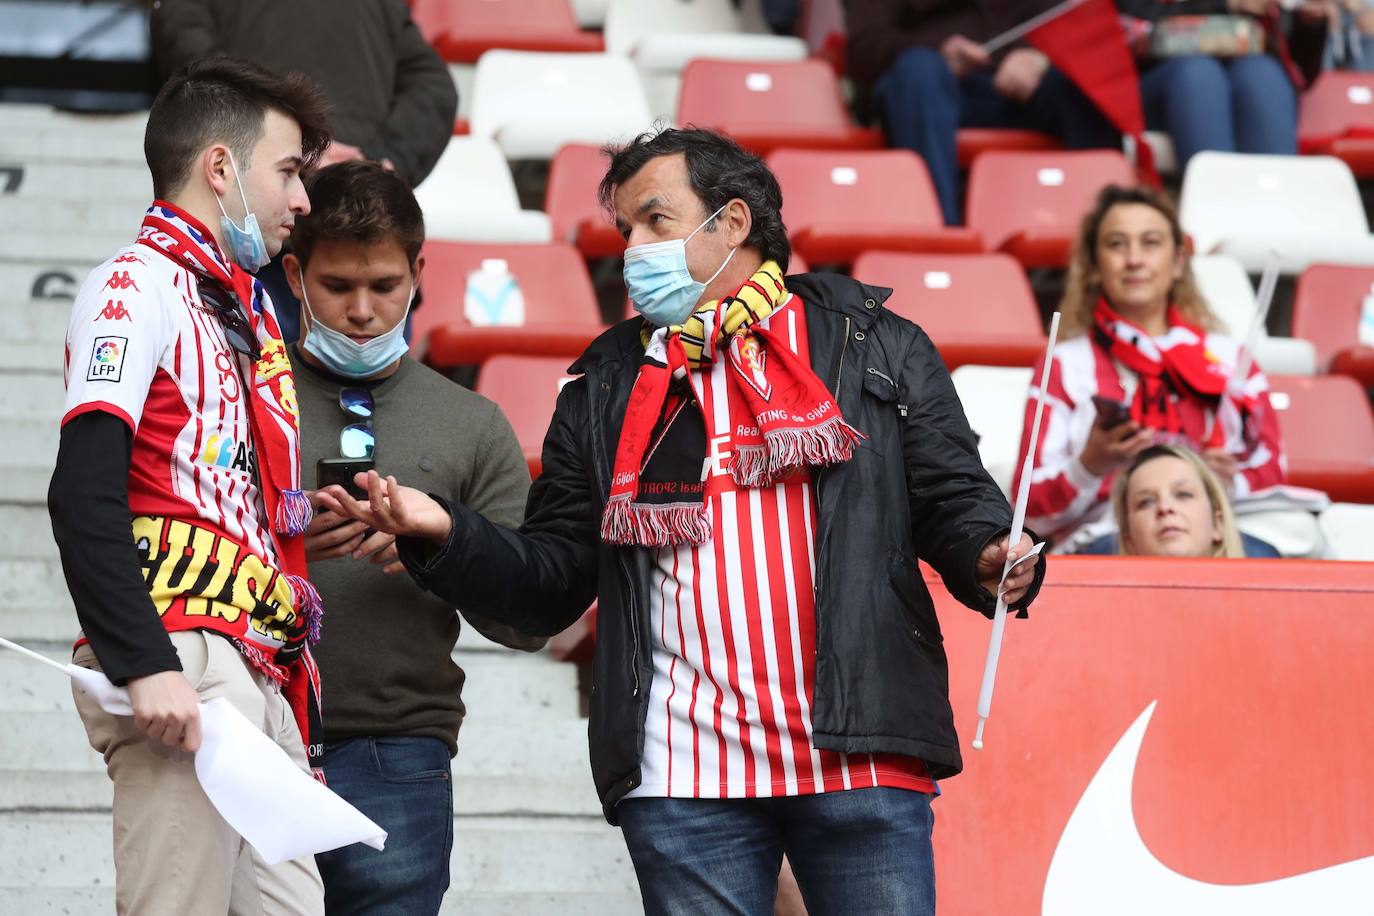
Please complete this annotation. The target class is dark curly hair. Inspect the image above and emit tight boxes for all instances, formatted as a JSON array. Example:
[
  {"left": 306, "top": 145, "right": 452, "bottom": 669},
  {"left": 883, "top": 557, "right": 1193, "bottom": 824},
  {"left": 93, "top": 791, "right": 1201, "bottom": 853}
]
[
  {"left": 291, "top": 161, "right": 425, "bottom": 267},
  {"left": 598, "top": 127, "right": 791, "bottom": 271}
]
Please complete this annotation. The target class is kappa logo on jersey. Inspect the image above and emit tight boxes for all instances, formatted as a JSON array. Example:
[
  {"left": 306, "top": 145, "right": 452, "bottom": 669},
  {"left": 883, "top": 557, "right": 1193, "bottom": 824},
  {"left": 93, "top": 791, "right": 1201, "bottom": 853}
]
[
  {"left": 104, "top": 270, "right": 141, "bottom": 292},
  {"left": 93, "top": 299, "right": 132, "bottom": 323},
  {"left": 200, "top": 432, "right": 259, "bottom": 476},
  {"left": 86, "top": 335, "right": 127, "bottom": 383},
  {"left": 112, "top": 253, "right": 146, "bottom": 266}
]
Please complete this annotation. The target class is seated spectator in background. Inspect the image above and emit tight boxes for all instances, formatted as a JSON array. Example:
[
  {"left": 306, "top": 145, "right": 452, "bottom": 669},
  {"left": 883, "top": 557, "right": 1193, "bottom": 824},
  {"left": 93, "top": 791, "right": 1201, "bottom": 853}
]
[
  {"left": 1112, "top": 444, "right": 1246, "bottom": 557},
  {"left": 845, "top": 0, "right": 1120, "bottom": 225},
  {"left": 1015, "top": 184, "right": 1284, "bottom": 555},
  {"left": 285, "top": 161, "right": 543, "bottom": 915},
  {"left": 1326, "top": 0, "right": 1374, "bottom": 69},
  {"left": 152, "top": 0, "right": 458, "bottom": 341},
  {"left": 1117, "top": 0, "right": 1332, "bottom": 166}
]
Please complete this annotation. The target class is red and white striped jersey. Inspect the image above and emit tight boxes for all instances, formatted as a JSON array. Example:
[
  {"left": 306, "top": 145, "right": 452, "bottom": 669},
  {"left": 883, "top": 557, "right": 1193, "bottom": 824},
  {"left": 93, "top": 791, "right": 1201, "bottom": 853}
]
[
  {"left": 61, "top": 243, "right": 280, "bottom": 566},
  {"left": 627, "top": 295, "right": 934, "bottom": 800},
  {"left": 1015, "top": 332, "right": 1285, "bottom": 547}
]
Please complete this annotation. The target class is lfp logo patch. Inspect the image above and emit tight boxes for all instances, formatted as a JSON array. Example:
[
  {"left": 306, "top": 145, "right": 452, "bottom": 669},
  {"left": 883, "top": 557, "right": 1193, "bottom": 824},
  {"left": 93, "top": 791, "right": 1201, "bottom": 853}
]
[{"left": 87, "top": 336, "right": 127, "bottom": 383}]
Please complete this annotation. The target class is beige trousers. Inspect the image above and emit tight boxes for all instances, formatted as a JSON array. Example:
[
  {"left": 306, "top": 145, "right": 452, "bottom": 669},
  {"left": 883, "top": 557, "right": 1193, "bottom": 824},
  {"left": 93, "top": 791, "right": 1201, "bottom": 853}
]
[{"left": 73, "top": 630, "right": 324, "bottom": 916}]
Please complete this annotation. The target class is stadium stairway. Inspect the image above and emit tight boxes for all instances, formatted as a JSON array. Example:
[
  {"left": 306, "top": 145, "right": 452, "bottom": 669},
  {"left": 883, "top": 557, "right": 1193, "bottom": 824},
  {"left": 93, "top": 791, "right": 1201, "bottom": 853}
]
[{"left": 0, "top": 104, "right": 639, "bottom": 915}]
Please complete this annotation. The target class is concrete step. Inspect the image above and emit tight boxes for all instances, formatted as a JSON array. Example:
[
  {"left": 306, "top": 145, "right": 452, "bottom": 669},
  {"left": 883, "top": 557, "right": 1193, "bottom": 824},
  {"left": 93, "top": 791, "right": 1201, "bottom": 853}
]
[
  {"left": 2, "top": 198, "right": 145, "bottom": 238},
  {"left": 0, "top": 887, "right": 644, "bottom": 916},
  {"left": 0, "top": 112, "right": 146, "bottom": 166},
  {"left": 0, "top": 811, "right": 638, "bottom": 899},
  {"left": 0, "top": 303, "right": 73, "bottom": 346},
  {"left": 0, "top": 418, "right": 58, "bottom": 473},
  {"left": 0, "top": 372, "right": 65, "bottom": 419},
  {"left": 0, "top": 231, "right": 136, "bottom": 264},
  {"left": 0, "top": 260, "right": 97, "bottom": 304},
  {"left": 0, "top": 161, "right": 150, "bottom": 203}
]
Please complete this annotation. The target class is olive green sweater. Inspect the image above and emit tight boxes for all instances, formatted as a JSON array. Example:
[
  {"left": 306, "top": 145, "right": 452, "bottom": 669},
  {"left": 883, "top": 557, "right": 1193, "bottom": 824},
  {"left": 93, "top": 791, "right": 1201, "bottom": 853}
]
[{"left": 291, "top": 351, "right": 541, "bottom": 756}]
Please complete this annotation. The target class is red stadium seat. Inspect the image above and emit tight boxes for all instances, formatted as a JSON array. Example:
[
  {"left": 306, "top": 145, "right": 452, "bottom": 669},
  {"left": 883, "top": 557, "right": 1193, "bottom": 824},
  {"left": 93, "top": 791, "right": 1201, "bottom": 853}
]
[
  {"left": 1298, "top": 71, "right": 1374, "bottom": 160},
  {"left": 412, "top": 241, "right": 606, "bottom": 367},
  {"left": 545, "top": 143, "right": 626, "bottom": 259},
  {"left": 1291, "top": 264, "right": 1374, "bottom": 385},
  {"left": 956, "top": 128, "right": 1063, "bottom": 169},
  {"left": 475, "top": 355, "right": 579, "bottom": 478},
  {"left": 1267, "top": 374, "right": 1374, "bottom": 502},
  {"left": 966, "top": 150, "right": 1136, "bottom": 268},
  {"left": 676, "top": 59, "right": 882, "bottom": 156},
  {"left": 411, "top": 0, "right": 603, "bottom": 63},
  {"left": 852, "top": 252, "right": 1047, "bottom": 370},
  {"left": 768, "top": 149, "right": 982, "bottom": 266}
]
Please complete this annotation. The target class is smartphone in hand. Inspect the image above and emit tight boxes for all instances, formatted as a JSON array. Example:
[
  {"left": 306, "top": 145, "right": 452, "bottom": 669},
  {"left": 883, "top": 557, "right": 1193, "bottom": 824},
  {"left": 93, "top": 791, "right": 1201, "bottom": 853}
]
[
  {"left": 316, "top": 457, "right": 375, "bottom": 500},
  {"left": 1091, "top": 395, "right": 1132, "bottom": 429}
]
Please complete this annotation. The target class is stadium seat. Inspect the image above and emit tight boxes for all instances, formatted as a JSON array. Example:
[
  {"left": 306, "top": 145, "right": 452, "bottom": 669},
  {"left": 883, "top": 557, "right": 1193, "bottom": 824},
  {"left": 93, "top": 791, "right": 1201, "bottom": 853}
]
[
  {"left": 1298, "top": 70, "right": 1374, "bottom": 175},
  {"left": 604, "top": 0, "right": 805, "bottom": 122},
  {"left": 676, "top": 59, "right": 883, "bottom": 156},
  {"left": 412, "top": 137, "right": 552, "bottom": 243},
  {"left": 475, "top": 355, "right": 580, "bottom": 478},
  {"left": 955, "top": 128, "right": 1062, "bottom": 169},
  {"left": 852, "top": 252, "right": 1046, "bottom": 371},
  {"left": 767, "top": 149, "right": 982, "bottom": 265},
  {"left": 1188, "top": 255, "right": 1317, "bottom": 375},
  {"left": 965, "top": 150, "right": 1136, "bottom": 268},
  {"left": 545, "top": 143, "right": 625, "bottom": 259},
  {"left": 949, "top": 365, "right": 1033, "bottom": 498},
  {"left": 1319, "top": 503, "right": 1374, "bottom": 560},
  {"left": 412, "top": 241, "right": 605, "bottom": 368},
  {"left": 570, "top": 0, "right": 610, "bottom": 28},
  {"left": 469, "top": 51, "right": 654, "bottom": 160},
  {"left": 411, "top": 0, "right": 602, "bottom": 63},
  {"left": 1267, "top": 374, "right": 1374, "bottom": 503},
  {"left": 1179, "top": 152, "right": 1374, "bottom": 274},
  {"left": 1291, "top": 263, "right": 1374, "bottom": 385}
]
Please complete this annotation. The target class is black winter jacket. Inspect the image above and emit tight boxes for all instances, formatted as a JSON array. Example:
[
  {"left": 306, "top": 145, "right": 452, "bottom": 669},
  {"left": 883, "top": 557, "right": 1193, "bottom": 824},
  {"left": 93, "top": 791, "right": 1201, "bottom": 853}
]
[{"left": 399, "top": 271, "right": 1046, "bottom": 823}]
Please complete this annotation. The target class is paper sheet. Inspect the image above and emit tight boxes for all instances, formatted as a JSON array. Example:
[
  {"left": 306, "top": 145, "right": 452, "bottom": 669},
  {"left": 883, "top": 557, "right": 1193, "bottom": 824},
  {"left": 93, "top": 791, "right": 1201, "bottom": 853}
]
[
  {"left": 0, "top": 638, "right": 386, "bottom": 864},
  {"left": 1000, "top": 541, "right": 1045, "bottom": 590}
]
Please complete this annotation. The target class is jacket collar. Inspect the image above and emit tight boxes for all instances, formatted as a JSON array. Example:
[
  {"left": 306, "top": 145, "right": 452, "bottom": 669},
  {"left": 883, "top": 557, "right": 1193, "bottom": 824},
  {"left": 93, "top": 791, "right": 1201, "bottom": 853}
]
[{"left": 568, "top": 272, "right": 893, "bottom": 374}]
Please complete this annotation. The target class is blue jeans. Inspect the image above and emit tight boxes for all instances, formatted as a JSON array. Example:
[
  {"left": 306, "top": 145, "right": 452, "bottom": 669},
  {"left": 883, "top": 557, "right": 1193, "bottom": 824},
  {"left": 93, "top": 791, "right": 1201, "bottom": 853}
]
[
  {"left": 875, "top": 46, "right": 1120, "bottom": 225},
  {"left": 1139, "top": 54, "right": 1297, "bottom": 167},
  {"left": 1076, "top": 530, "right": 1282, "bottom": 557},
  {"left": 314, "top": 737, "right": 454, "bottom": 916},
  {"left": 618, "top": 788, "right": 936, "bottom": 916}
]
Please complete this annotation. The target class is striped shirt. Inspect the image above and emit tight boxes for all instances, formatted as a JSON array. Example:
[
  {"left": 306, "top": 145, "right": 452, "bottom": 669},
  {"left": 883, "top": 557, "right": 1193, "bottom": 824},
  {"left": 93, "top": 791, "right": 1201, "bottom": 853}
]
[{"left": 626, "top": 295, "right": 934, "bottom": 800}]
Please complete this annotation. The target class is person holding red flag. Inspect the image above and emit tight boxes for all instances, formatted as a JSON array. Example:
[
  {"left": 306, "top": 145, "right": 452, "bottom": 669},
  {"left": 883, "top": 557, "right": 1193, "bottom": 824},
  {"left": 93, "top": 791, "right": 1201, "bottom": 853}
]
[{"left": 847, "top": 0, "right": 1123, "bottom": 225}]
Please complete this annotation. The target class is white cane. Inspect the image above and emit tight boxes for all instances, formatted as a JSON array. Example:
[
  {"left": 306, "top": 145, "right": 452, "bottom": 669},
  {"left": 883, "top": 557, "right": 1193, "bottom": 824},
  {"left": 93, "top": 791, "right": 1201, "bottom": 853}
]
[{"left": 972, "top": 311, "right": 1060, "bottom": 751}]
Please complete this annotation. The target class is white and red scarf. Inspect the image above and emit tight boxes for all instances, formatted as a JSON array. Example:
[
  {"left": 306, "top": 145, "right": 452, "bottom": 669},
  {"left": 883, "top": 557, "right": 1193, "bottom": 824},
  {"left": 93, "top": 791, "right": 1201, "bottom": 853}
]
[
  {"left": 1092, "top": 297, "right": 1257, "bottom": 449},
  {"left": 602, "top": 262, "right": 863, "bottom": 547},
  {"left": 137, "top": 202, "right": 324, "bottom": 771}
]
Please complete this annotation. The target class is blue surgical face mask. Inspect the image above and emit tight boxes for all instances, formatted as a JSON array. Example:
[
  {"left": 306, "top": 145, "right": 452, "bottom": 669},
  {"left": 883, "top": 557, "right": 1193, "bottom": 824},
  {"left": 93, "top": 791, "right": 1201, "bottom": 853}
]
[
  {"left": 214, "top": 151, "right": 270, "bottom": 273},
  {"left": 299, "top": 268, "right": 415, "bottom": 379},
  {"left": 624, "top": 204, "right": 737, "bottom": 327}
]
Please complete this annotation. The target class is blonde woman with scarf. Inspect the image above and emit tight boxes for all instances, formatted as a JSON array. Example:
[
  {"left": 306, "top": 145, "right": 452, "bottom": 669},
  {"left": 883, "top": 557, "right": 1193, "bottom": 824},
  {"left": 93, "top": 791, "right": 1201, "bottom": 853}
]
[{"left": 1012, "top": 184, "right": 1286, "bottom": 555}]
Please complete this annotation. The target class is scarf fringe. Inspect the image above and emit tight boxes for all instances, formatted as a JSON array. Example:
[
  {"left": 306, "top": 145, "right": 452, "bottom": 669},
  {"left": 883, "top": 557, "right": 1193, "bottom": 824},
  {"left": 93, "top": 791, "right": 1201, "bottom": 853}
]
[
  {"left": 732, "top": 418, "right": 866, "bottom": 488},
  {"left": 276, "top": 488, "right": 313, "bottom": 537},
  {"left": 601, "top": 494, "right": 711, "bottom": 547},
  {"left": 230, "top": 638, "right": 291, "bottom": 685},
  {"left": 286, "top": 573, "right": 325, "bottom": 645}
]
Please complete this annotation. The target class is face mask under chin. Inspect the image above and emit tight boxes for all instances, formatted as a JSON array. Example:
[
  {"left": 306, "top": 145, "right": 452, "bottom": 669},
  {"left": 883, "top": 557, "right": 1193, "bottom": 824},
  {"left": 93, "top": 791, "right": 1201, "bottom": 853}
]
[{"left": 298, "top": 269, "right": 415, "bottom": 379}]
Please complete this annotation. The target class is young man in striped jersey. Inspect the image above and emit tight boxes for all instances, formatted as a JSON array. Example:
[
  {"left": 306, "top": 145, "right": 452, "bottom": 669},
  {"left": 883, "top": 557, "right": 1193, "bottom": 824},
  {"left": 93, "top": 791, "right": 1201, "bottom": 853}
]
[
  {"left": 48, "top": 58, "right": 330, "bottom": 915},
  {"left": 319, "top": 127, "right": 1047, "bottom": 915}
]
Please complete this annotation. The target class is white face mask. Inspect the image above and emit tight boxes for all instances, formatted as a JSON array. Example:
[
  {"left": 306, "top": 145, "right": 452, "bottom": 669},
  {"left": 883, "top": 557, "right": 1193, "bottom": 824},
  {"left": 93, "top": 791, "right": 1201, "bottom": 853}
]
[
  {"left": 623, "top": 204, "right": 737, "bottom": 327},
  {"left": 299, "top": 268, "right": 415, "bottom": 379},
  {"left": 213, "top": 150, "right": 269, "bottom": 272}
]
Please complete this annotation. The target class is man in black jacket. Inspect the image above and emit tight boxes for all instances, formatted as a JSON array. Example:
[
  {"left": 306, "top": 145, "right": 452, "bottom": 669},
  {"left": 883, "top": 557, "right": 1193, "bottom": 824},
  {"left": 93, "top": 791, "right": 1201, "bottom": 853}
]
[{"left": 320, "top": 128, "right": 1046, "bottom": 916}]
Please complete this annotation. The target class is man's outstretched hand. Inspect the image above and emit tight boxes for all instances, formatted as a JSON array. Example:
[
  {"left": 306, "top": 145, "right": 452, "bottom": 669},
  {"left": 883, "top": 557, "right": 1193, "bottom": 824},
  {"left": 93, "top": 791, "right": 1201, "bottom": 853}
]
[
  {"left": 976, "top": 532, "right": 1038, "bottom": 607},
  {"left": 316, "top": 470, "right": 453, "bottom": 544}
]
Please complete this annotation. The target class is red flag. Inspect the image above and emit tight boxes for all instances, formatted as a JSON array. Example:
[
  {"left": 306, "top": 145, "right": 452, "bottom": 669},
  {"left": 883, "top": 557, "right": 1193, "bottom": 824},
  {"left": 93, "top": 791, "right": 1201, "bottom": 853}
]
[{"left": 1022, "top": 0, "right": 1161, "bottom": 185}]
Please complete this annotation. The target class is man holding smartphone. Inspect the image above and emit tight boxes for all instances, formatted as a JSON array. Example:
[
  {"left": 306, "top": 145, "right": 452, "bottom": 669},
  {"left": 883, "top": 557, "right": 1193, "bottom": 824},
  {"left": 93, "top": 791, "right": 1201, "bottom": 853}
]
[{"left": 283, "top": 160, "right": 542, "bottom": 916}]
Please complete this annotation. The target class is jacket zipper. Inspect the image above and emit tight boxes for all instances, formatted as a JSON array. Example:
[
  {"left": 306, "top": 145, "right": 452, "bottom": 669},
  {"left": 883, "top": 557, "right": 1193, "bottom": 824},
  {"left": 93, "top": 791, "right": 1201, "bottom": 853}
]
[
  {"left": 867, "top": 366, "right": 908, "bottom": 417},
  {"left": 618, "top": 553, "right": 641, "bottom": 697}
]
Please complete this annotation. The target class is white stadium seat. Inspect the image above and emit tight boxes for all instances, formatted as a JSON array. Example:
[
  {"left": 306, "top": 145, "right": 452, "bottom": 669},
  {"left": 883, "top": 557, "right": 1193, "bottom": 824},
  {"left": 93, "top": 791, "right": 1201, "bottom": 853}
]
[
  {"left": 950, "top": 365, "right": 1033, "bottom": 499},
  {"left": 1180, "top": 152, "right": 1374, "bottom": 274},
  {"left": 1318, "top": 503, "right": 1374, "bottom": 560},
  {"left": 1189, "top": 254, "right": 1317, "bottom": 376},
  {"left": 468, "top": 51, "right": 653, "bottom": 160},
  {"left": 603, "top": 0, "right": 804, "bottom": 122},
  {"left": 412, "top": 137, "right": 552, "bottom": 243}
]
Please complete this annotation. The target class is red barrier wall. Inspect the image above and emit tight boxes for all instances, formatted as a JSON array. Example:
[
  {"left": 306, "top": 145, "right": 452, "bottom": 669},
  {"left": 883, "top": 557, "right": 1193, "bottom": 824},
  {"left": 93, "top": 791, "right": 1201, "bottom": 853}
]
[{"left": 931, "top": 557, "right": 1374, "bottom": 915}]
